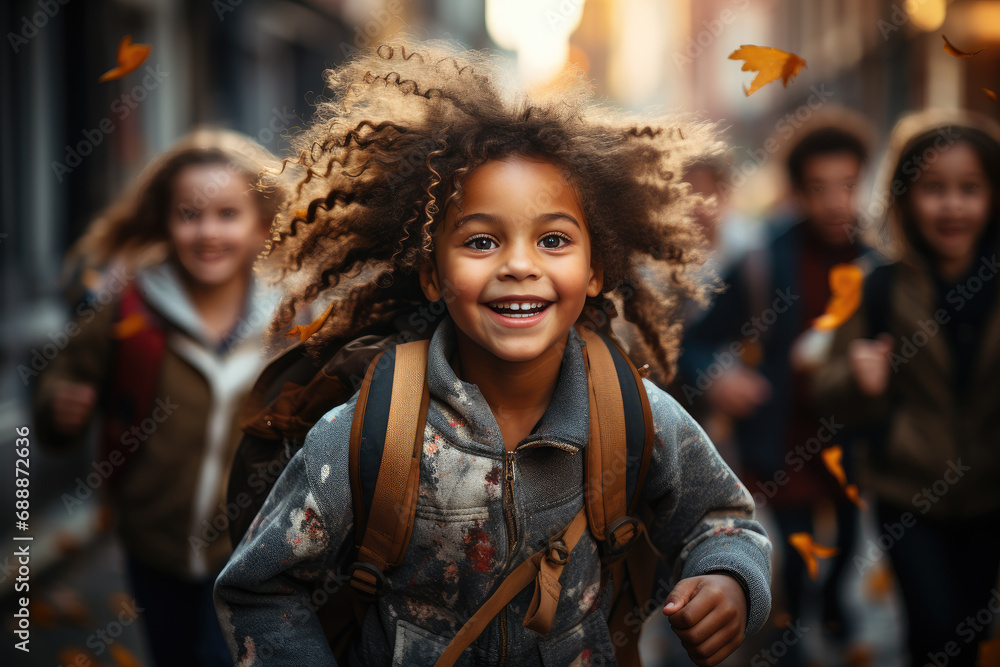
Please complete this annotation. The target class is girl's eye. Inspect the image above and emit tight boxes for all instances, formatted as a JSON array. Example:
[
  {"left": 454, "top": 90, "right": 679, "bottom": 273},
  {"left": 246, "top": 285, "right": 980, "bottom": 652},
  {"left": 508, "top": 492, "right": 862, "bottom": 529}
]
[
  {"left": 178, "top": 207, "right": 199, "bottom": 222},
  {"left": 465, "top": 235, "right": 497, "bottom": 251},
  {"left": 962, "top": 182, "right": 982, "bottom": 194},
  {"left": 220, "top": 207, "right": 238, "bottom": 219},
  {"left": 922, "top": 182, "right": 943, "bottom": 193},
  {"left": 539, "top": 233, "right": 570, "bottom": 249}
]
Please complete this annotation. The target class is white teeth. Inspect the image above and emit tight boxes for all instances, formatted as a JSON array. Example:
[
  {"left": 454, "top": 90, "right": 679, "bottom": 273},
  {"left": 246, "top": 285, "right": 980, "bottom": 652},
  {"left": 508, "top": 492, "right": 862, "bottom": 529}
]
[{"left": 490, "top": 301, "right": 547, "bottom": 317}]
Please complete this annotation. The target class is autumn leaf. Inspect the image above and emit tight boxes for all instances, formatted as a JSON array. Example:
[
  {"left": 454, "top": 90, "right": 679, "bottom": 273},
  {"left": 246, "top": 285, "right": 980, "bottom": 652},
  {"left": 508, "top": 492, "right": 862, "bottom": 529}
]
[
  {"left": 110, "top": 643, "right": 144, "bottom": 667},
  {"left": 99, "top": 35, "right": 151, "bottom": 82},
  {"left": 985, "top": 88, "right": 997, "bottom": 102},
  {"left": 844, "top": 484, "right": 868, "bottom": 510},
  {"left": 942, "top": 35, "right": 984, "bottom": 58},
  {"left": 728, "top": 45, "right": 807, "bottom": 96},
  {"left": 112, "top": 312, "right": 148, "bottom": 339},
  {"left": 821, "top": 445, "right": 847, "bottom": 486},
  {"left": 286, "top": 300, "right": 335, "bottom": 342},
  {"left": 978, "top": 638, "right": 1000, "bottom": 666},
  {"left": 814, "top": 263, "right": 863, "bottom": 331},
  {"left": 788, "top": 532, "right": 839, "bottom": 581},
  {"left": 821, "top": 444, "right": 868, "bottom": 509},
  {"left": 864, "top": 563, "right": 893, "bottom": 600}
]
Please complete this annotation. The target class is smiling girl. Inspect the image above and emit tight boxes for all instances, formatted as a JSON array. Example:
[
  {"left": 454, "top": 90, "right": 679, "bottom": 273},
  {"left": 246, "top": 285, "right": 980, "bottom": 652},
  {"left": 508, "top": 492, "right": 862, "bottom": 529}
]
[
  {"left": 215, "top": 41, "right": 772, "bottom": 666},
  {"left": 815, "top": 111, "right": 1000, "bottom": 666},
  {"left": 34, "top": 129, "right": 282, "bottom": 666}
]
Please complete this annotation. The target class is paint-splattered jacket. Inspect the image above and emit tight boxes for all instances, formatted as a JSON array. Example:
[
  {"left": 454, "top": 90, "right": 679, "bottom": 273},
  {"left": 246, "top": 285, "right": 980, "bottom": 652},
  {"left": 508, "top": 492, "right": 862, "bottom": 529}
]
[{"left": 215, "top": 317, "right": 772, "bottom": 666}]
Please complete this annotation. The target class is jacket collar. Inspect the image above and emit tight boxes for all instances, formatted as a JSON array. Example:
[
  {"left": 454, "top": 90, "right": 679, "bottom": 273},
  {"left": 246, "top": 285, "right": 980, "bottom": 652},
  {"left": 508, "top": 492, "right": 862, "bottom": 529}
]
[
  {"left": 135, "top": 262, "right": 279, "bottom": 350},
  {"left": 425, "top": 317, "right": 590, "bottom": 454}
]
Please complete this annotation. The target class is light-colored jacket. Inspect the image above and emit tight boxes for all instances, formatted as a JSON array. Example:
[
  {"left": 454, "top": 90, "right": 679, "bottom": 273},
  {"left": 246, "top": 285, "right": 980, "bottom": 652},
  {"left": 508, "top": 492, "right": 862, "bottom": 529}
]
[{"left": 34, "top": 262, "right": 277, "bottom": 577}]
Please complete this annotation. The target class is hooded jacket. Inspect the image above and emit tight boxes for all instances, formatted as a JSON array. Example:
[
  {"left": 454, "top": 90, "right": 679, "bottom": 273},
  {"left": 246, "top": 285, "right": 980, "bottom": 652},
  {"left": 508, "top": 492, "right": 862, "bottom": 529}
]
[
  {"left": 33, "top": 262, "right": 278, "bottom": 577},
  {"left": 813, "top": 111, "right": 1000, "bottom": 519},
  {"left": 214, "top": 317, "right": 772, "bottom": 666}
]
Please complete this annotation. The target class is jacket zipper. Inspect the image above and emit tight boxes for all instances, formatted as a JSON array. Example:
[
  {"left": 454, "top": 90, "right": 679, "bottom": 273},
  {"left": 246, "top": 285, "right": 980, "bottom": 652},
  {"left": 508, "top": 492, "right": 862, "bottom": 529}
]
[
  {"left": 499, "top": 449, "right": 517, "bottom": 666},
  {"left": 497, "top": 442, "right": 576, "bottom": 665}
]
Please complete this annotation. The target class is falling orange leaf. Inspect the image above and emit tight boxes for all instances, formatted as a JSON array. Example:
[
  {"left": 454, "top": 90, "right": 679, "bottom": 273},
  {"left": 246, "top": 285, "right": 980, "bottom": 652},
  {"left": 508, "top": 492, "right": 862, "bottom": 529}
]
[
  {"left": 985, "top": 88, "right": 997, "bottom": 102},
  {"left": 978, "top": 637, "right": 1000, "bottom": 666},
  {"left": 728, "top": 45, "right": 807, "bottom": 96},
  {"left": 112, "top": 312, "right": 147, "bottom": 339},
  {"left": 110, "top": 643, "right": 144, "bottom": 667},
  {"left": 942, "top": 35, "right": 985, "bottom": 58},
  {"left": 865, "top": 562, "right": 893, "bottom": 600},
  {"left": 99, "top": 35, "right": 151, "bottom": 83},
  {"left": 294, "top": 209, "right": 307, "bottom": 218},
  {"left": 821, "top": 445, "right": 847, "bottom": 486},
  {"left": 814, "top": 264, "right": 863, "bottom": 331},
  {"left": 788, "top": 532, "right": 838, "bottom": 581},
  {"left": 286, "top": 300, "right": 335, "bottom": 342},
  {"left": 844, "top": 484, "right": 868, "bottom": 510}
]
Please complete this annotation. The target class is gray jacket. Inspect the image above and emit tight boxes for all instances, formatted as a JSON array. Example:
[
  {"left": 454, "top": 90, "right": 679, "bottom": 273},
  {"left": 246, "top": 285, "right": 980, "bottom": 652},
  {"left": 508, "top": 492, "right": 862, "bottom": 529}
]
[{"left": 215, "top": 318, "right": 771, "bottom": 665}]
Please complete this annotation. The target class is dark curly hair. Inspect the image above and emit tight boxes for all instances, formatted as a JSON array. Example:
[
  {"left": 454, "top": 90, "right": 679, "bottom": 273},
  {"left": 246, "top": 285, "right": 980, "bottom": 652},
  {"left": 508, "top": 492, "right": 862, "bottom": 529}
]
[{"left": 263, "top": 39, "right": 721, "bottom": 383}]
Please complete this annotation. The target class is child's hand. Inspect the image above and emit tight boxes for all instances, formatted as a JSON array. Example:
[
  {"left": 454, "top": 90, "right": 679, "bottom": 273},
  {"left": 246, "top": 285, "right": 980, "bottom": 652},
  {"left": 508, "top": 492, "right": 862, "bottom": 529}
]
[
  {"left": 848, "top": 333, "right": 893, "bottom": 397},
  {"left": 705, "top": 366, "right": 771, "bottom": 418},
  {"left": 52, "top": 381, "right": 97, "bottom": 435},
  {"left": 663, "top": 573, "right": 747, "bottom": 666}
]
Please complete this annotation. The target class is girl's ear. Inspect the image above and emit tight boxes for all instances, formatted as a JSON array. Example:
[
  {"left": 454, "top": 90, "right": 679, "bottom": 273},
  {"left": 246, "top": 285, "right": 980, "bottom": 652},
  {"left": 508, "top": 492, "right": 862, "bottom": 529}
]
[
  {"left": 419, "top": 261, "right": 443, "bottom": 301},
  {"left": 586, "top": 261, "right": 604, "bottom": 298}
]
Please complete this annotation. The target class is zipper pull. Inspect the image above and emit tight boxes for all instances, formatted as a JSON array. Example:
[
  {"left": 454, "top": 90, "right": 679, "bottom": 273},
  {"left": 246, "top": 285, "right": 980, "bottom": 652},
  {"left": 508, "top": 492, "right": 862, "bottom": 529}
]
[{"left": 505, "top": 450, "right": 516, "bottom": 484}]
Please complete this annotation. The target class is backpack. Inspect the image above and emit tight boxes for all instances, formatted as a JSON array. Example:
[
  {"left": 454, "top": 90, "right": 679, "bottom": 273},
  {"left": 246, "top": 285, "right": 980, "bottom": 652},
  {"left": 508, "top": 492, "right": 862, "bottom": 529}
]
[
  {"left": 229, "top": 323, "right": 659, "bottom": 666},
  {"left": 101, "top": 283, "right": 167, "bottom": 487}
]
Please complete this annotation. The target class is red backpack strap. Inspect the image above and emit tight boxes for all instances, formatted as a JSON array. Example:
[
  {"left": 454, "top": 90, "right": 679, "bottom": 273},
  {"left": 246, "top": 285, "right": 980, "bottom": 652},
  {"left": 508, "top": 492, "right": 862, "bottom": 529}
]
[
  {"left": 347, "top": 339, "right": 431, "bottom": 600},
  {"left": 100, "top": 284, "right": 167, "bottom": 487}
]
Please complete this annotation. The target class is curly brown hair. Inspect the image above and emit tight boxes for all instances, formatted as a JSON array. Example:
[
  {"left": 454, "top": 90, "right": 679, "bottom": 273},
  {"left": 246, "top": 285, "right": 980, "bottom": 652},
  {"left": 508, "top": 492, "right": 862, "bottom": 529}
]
[{"left": 264, "top": 39, "right": 721, "bottom": 383}]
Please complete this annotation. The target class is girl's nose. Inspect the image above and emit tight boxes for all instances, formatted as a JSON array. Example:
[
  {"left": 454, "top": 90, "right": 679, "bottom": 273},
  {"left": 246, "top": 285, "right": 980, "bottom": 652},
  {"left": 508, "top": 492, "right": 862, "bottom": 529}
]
[
  {"left": 194, "top": 215, "right": 222, "bottom": 240},
  {"left": 499, "top": 241, "right": 540, "bottom": 281}
]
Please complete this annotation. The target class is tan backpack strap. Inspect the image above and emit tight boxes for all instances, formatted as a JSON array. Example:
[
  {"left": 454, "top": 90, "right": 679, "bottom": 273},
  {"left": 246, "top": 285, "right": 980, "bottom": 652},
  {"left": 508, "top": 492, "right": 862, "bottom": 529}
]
[
  {"left": 578, "top": 328, "right": 628, "bottom": 543},
  {"left": 348, "top": 340, "right": 430, "bottom": 599},
  {"left": 434, "top": 508, "right": 589, "bottom": 667}
]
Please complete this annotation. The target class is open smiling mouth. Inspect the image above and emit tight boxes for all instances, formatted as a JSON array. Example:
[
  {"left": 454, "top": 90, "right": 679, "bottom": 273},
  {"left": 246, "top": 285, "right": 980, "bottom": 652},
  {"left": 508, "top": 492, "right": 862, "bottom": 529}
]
[{"left": 487, "top": 301, "right": 551, "bottom": 318}]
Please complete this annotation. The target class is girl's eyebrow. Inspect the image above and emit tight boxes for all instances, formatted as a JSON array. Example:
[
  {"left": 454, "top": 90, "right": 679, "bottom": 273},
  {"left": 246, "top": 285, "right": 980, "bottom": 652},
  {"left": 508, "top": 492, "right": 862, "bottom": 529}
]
[{"left": 453, "top": 211, "right": 582, "bottom": 230}]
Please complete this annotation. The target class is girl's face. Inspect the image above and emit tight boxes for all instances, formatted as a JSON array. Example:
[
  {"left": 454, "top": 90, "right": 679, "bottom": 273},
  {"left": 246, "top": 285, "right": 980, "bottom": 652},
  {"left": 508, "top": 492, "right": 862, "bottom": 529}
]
[
  {"left": 168, "top": 163, "right": 269, "bottom": 289},
  {"left": 420, "top": 157, "right": 603, "bottom": 363},
  {"left": 907, "top": 141, "right": 991, "bottom": 268}
]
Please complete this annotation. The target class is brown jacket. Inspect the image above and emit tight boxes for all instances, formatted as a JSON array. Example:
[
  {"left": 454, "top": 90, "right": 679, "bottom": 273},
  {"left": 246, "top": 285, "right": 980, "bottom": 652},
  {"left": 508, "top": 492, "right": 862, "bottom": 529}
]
[
  {"left": 33, "top": 263, "right": 277, "bottom": 578},
  {"left": 813, "top": 248, "right": 1000, "bottom": 519}
]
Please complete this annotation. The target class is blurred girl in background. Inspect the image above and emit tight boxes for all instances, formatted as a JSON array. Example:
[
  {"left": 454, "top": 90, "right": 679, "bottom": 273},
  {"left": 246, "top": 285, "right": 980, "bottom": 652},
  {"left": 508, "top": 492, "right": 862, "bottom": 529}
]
[
  {"left": 33, "top": 129, "right": 282, "bottom": 666},
  {"left": 815, "top": 111, "right": 1000, "bottom": 667}
]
